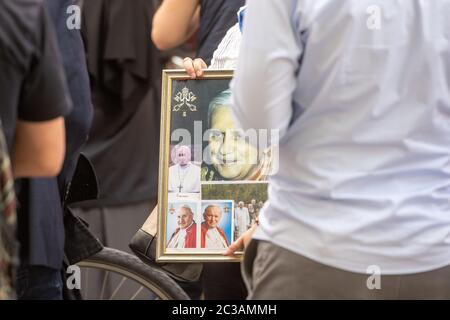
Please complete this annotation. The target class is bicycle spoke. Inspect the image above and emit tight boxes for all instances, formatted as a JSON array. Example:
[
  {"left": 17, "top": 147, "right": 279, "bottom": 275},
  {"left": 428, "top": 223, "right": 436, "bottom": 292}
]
[
  {"left": 100, "top": 271, "right": 110, "bottom": 300},
  {"left": 109, "top": 276, "right": 126, "bottom": 300},
  {"left": 75, "top": 247, "right": 189, "bottom": 300},
  {"left": 130, "top": 286, "right": 144, "bottom": 300}
]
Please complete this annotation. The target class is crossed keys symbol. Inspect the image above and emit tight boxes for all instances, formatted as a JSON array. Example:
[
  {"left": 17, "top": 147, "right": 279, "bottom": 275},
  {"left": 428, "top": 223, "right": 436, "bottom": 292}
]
[{"left": 173, "top": 87, "right": 198, "bottom": 117}]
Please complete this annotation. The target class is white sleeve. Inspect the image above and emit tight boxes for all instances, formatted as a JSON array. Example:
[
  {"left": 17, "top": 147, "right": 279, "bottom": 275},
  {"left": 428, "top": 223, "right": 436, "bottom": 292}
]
[
  {"left": 230, "top": 0, "right": 303, "bottom": 140},
  {"left": 209, "top": 23, "right": 242, "bottom": 70}
]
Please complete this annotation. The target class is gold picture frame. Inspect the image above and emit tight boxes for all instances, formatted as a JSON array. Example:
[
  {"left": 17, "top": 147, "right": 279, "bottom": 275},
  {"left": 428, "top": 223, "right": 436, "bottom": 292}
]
[{"left": 157, "top": 69, "right": 269, "bottom": 262}]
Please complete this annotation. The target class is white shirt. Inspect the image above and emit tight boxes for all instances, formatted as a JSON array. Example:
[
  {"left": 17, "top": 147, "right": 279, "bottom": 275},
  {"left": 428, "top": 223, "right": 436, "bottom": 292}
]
[
  {"left": 168, "top": 163, "right": 201, "bottom": 193},
  {"left": 209, "top": 23, "right": 242, "bottom": 70},
  {"left": 205, "top": 228, "right": 228, "bottom": 249},
  {"left": 231, "top": 0, "right": 450, "bottom": 274},
  {"left": 235, "top": 207, "right": 250, "bottom": 237}
]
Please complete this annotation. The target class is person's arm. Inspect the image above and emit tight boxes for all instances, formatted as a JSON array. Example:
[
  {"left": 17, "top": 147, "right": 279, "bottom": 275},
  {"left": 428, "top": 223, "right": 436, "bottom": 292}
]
[
  {"left": 230, "top": 0, "right": 303, "bottom": 140},
  {"left": 224, "top": 223, "right": 257, "bottom": 256},
  {"left": 11, "top": 2, "right": 72, "bottom": 179},
  {"left": 151, "top": 0, "right": 200, "bottom": 50},
  {"left": 12, "top": 118, "right": 66, "bottom": 178},
  {"left": 225, "top": 0, "right": 304, "bottom": 256}
]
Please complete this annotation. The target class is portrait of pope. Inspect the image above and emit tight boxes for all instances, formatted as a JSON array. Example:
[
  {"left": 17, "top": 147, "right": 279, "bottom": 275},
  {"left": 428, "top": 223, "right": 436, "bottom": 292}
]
[
  {"left": 201, "top": 89, "right": 272, "bottom": 182},
  {"left": 168, "top": 145, "right": 201, "bottom": 193},
  {"left": 166, "top": 205, "right": 197, "bottom": 249}
]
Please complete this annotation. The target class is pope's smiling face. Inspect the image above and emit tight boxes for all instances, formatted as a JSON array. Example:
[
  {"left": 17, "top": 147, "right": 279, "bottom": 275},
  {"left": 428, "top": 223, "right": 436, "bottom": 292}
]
[
  {"left": 208, "top": 106, "right": 258, "bottom": 180},
  {"left": 177, "top": 207, "right": 193, "bottom": 229},
  {"left": 204, "top": 206, "right": 222, "bottom": 229}
]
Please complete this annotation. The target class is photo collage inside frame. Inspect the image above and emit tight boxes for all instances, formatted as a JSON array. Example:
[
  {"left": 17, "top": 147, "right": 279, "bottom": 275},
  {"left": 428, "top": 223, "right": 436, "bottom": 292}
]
[{"left": 163, "top": 72, "right": 272, "bottom": 258}]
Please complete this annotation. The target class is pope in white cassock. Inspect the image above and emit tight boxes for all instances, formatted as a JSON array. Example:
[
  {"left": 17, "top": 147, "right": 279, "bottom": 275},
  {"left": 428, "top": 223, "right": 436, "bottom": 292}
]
[
  {"left": 234, "top": 201, "right": 250, "bottom": 239},
  {"left": 168, "top": 145, "right": 200, "bottom": 193}
]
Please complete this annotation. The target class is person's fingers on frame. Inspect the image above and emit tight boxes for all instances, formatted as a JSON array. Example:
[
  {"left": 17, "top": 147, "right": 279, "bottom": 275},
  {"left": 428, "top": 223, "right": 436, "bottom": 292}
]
[
  {"left": 193, "top": 58, "right": 207, "bottom": 77},
  {"left": 183, "top": 57, "right": 197, "bottom": 78},
  {"left": 223, "top": 236, "right": 244, "bottom": 256}
]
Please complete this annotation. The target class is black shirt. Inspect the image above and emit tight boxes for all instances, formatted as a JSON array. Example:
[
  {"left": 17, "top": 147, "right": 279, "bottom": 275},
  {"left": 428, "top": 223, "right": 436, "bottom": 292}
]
[
  {"left": 0, "top": 0, "right": 72, "bottom": 149},
  {"left": 198, "top": 0, "right": 245, "bottom": 65},
  {"left": 80, "top": 0, "right": 163, "bottom": 205},
  {"left": 0, "top": 0, "right": 73, "bottom": 269}
]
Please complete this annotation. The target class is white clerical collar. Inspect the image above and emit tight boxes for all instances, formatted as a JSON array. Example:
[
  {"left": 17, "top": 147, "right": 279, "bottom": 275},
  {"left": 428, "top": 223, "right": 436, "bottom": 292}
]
[{"left": 178, "top": 163, "right": 191, "bottom": 170}]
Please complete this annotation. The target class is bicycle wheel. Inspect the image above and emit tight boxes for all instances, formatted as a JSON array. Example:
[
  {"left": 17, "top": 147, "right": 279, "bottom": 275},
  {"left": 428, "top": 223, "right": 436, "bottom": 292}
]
[{"left": 75, "top": 247, "right": 189, "bottom": 300}]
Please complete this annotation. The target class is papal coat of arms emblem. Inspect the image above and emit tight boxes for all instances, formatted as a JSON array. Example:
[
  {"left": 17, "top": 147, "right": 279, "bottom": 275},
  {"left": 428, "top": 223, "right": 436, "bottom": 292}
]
[{"left": 173, "top": 87, "right": 197, "bottom": 117}]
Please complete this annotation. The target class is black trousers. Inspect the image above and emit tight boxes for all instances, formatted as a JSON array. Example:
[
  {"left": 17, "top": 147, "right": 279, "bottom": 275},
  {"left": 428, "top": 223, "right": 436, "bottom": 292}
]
[
  {"left": 16, "top": 265, "right": 63, "bottom": 300},
  {"left": 202, "top": 262, "right": 247, "bottom": 300}
]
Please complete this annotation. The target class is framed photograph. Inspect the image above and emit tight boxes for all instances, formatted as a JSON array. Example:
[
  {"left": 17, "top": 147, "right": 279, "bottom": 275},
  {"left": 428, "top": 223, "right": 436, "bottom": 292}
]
[{"left": 157, "top": 70, "right": 272, "bottom": 262}]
